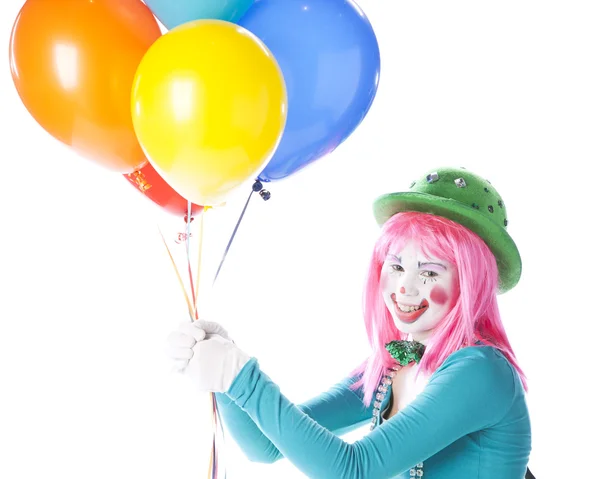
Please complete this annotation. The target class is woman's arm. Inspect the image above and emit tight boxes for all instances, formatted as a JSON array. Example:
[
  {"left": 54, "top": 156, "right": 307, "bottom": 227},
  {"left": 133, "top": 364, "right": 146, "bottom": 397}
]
[
  {"left": 226, "top": 346, "right": 517, "bottom": 479},
  {"left": 215, "top": 372, "right": 374, "bottom": 463}
]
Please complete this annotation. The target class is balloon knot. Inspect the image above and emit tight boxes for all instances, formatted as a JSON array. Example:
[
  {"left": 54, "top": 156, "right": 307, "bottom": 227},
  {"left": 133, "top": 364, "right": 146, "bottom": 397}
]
[
  {"left": 129, "top": 170, "right": 151, "bottom": 192},
  {"left": 259, "top": 189, "right": 271, "bottom": 201},
  {"left": 175, "top": 232, "right": 192, "bottom": 244}
]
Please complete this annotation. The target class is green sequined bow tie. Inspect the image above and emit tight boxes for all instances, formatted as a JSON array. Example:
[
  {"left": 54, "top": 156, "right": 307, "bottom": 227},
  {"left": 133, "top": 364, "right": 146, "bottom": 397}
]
[{"left": 385, "top": 340, "right": 426, "bottom": 366}]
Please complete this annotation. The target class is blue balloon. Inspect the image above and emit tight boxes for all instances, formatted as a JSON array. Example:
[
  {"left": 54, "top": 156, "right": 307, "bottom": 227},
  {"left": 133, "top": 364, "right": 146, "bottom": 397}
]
[
  {"left": 238, "top": 0, "right": 380, "bottom": 182},
  {"left": 145, "top": 0, "right": 255, "bottom": 29}
]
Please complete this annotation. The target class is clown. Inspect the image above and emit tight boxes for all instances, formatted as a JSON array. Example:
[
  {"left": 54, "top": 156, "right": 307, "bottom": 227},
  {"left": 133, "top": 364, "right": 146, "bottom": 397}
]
[{"left": 167, "top": 167, "right": 533, "bottom": 478}]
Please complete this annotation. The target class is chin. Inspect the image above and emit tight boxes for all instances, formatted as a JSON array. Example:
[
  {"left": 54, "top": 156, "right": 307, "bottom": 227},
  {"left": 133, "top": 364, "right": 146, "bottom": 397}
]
[
  {"left": 393, "top": 321, "right": 420, "bottom": 334},
  {"left": 394, "top": 320, "right": 433, "bottom": 337}
]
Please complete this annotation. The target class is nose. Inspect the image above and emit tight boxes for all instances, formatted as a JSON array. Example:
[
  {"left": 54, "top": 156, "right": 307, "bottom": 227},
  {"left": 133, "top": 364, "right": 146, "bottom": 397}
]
[{"left": 397, "top": 275, "right": 419, "bottom": 296}]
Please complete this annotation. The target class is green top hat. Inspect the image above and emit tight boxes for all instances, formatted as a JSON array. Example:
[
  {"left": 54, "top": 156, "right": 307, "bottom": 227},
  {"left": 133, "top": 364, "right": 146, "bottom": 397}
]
[{"left": 372, "top": 167, "right": 521, "bottom": 293}]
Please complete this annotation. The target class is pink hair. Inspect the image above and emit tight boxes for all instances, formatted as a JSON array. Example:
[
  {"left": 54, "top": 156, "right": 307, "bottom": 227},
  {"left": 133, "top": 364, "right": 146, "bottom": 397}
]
[{"left": 351, "top": 212, "right": 527, "bottom": 406}]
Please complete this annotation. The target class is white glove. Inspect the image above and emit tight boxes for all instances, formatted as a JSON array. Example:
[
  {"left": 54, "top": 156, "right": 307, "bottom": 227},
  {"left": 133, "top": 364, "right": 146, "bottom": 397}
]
[
  {"left": 166, "top": 321, "right": 206, "bottom": 371},
  {"left": 196, "top": 320, "right": 232, "bottom": 341},
  {"left": 166, "top": 320, "right": 251, "bottom": 393},
  {"left": 166, "top": 320, "right": 232, "bottom": 369}
]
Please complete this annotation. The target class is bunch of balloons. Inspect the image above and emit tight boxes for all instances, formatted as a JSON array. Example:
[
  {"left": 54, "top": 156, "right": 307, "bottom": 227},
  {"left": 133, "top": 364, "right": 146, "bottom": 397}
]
[{"left": 9, "top": 0, "right": 380, "bottom": 216}]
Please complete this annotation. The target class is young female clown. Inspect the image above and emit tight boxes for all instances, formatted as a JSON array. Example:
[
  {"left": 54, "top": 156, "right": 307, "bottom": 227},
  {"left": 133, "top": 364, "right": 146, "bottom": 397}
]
[{"left": 167, "top": 167, "right": 533, "bottom": 478}]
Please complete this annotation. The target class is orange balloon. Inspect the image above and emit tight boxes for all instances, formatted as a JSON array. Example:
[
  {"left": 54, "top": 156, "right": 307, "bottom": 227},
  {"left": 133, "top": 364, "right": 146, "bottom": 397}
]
[{"left": 9, "top": 0, "right": 162, "bottom": 173}]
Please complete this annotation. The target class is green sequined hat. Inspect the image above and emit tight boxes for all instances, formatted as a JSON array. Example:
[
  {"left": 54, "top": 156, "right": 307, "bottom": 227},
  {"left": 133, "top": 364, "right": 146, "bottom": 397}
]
[{"left": 372, "top": 167, "right": 521, "bottom": 294}]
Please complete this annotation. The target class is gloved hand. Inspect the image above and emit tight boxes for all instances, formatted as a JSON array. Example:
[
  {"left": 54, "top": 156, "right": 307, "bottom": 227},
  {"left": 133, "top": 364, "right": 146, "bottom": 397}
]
[
  {"left": 166, "top": 319, "right": 233, "bottom": 369},
  {"left": 197, "top": 320, "right": 232, "bottom": 341},
  {"left": 166, "top": 320, "right": 251, "bottom": 393}
]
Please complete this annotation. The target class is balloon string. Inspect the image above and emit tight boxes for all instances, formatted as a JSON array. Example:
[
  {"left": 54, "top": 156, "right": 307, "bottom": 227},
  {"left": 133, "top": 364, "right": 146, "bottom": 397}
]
[
  {"left": 216, "top": 395, "right": 227, "bottom": 479},
  {"left": 208, "top": 392, "right": 223, "bottom": 479},
  {"left": 207, "top": 427, "right": 214, "bottom": 479},
  {"left": 189, "top": 207, "right": 222, "bottom": 479},
  {"left": 157, "top": 226, "right": 195, "bottom": 321},
  {"left": 184, "top": 202, "right": 198, "bottom": 320},
  {"left": 213, "top": 394, "right": 219, "bottom": 479},
  {"left": 213, "top": 180, "right": 264, "bottom": 286},
  {"left": 208, "top": 179, "right": 270, "bottom": 479},
  {"left": 208, "top": 338, "right": 227, "bottom": 479},
  {"left": 195, "top": 208, "right": 206, "bottom": 315}
]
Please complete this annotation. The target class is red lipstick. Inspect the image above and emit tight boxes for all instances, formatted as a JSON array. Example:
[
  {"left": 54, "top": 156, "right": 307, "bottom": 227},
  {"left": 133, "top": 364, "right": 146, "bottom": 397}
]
[{"left": 392, "top": 297, "right": 429, "bottom": 324}]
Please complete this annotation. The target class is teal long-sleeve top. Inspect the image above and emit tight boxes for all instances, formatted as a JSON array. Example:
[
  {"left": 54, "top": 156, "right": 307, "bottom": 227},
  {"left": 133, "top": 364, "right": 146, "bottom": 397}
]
[{"left": 216, "top": 345, "right": 531, "bottom": 478}]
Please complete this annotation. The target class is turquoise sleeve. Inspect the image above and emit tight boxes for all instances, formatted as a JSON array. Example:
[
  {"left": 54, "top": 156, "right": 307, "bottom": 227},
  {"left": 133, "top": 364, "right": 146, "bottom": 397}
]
[
  {"left": 226, "top": 347, "right": 517, "bottom": 479},
  {"left": 215, "top": 371, "right": 373, "bottom": 463}
]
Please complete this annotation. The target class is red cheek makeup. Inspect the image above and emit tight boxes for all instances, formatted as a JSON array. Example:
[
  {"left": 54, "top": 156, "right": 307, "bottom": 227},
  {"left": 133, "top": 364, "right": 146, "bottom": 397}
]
[{"left": 430, "top": 285, "right": 449, "bottom": 305}]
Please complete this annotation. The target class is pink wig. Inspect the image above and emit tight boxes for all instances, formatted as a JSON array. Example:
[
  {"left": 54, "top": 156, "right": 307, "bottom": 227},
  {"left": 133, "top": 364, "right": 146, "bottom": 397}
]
[{"left": 351, "top": 212, "right": 527, "bottom": 406}]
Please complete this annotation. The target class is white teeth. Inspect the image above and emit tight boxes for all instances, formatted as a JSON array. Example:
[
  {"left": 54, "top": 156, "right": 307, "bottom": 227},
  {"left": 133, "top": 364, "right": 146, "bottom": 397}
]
[{"left": 398, "top": 304, "right": 423, "bottom": 313}]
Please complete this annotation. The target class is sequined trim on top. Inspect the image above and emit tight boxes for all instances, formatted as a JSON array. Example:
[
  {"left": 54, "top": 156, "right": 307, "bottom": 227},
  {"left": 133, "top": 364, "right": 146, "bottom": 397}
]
[{"left": 370, "top": 366, "right": 425, "bottom": 478}]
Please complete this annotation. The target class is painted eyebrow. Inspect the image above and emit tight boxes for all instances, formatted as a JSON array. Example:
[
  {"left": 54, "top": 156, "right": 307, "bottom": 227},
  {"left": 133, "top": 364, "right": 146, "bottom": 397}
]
[
  {"left": 418, "top": 261, "right": 447, "bottom": 270},
  {"left": 385, "top": 255, "right": 446, "bottom": 270}
]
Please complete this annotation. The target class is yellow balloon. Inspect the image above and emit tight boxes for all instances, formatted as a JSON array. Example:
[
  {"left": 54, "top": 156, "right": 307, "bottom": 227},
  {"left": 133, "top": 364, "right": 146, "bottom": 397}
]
[{"left": 131, "top": 20, "right": 287, "bottom": 206}]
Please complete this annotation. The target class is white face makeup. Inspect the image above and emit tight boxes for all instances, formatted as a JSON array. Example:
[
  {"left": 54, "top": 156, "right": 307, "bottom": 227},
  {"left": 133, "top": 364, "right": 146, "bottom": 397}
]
[{"left": 380, "top": 240, "right": 457, "bottom": 343}]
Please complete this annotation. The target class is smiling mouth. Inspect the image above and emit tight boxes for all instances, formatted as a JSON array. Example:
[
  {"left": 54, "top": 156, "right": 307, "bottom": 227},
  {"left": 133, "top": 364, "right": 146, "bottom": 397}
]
[{"left": 391, "top": 296, "right": 429, "bottom": 324}]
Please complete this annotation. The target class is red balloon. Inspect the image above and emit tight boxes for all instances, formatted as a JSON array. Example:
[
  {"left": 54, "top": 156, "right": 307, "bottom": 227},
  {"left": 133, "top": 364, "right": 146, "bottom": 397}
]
[{"left": 124, "top": 163, "right": 204, "bottom": 218}]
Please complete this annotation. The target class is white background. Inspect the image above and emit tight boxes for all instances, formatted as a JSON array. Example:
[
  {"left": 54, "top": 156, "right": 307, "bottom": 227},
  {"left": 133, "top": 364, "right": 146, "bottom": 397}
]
[{"left": 1, "top": 1, "right": 599, "bottom": 478}]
